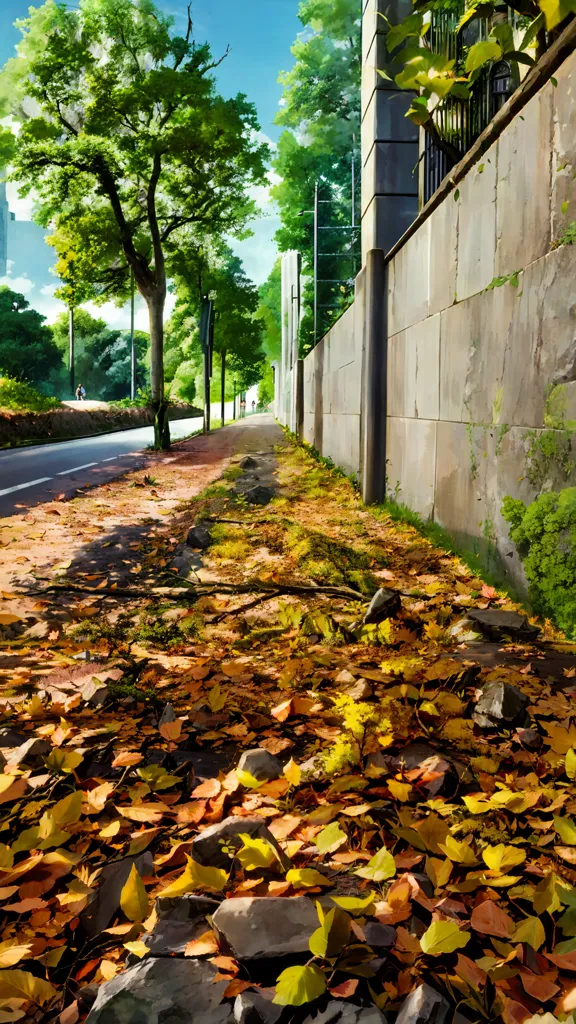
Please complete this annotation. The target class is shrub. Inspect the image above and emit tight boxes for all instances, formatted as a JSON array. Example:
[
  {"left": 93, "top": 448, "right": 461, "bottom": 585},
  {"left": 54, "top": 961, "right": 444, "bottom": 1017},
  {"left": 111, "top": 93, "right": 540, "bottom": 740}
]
[
  {"left": 0, "top": 375, "right": 61, "bottom": 412},
  {"left": 501, "top": 489, "right": 576, "bottom": 636}
]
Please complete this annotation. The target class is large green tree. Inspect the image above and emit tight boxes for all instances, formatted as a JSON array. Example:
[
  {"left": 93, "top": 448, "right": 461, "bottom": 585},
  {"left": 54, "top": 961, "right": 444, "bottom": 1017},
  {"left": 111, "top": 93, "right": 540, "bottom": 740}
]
[
  {"left": 166, "top": 240, "right": 264, "bottom": 420},
  {"left": 272, "top": 0, "right": 361, "bottom": 353},
  {"left": 0, "top": 286, "right": 63, "bottom": 390},
  {"left": 0, "top": 0, "right": 268, "bottom": 447},
  {"left": 51, "top": 309, "right": 148, "bottom": 401}
]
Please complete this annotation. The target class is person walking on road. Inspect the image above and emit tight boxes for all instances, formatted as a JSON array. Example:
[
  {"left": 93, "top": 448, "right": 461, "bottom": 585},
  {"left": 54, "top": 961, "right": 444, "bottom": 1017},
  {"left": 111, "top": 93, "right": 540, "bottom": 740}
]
[
  {"left": 75, "top": 384, "right": 86, "bottom": 401},
  {"left": 251, "top": 400, "right": 256, "bottom": 414}
]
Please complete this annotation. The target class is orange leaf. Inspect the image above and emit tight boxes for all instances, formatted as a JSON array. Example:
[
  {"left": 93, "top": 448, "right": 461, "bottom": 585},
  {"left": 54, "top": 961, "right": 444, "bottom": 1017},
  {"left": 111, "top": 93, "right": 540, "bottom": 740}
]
[
  {"left": 329, "top": 979, "right": 359, "bottom": 998},
  {"left": 4, "top": 897, "right": 48, "bottom": 913},
  {"left": 159, "top": 719, "right": 183, "bottom": 741},
  {"left": 75, "top": 958, "right": 100, "bottom": 981},
  {"left": 546, "top": 950, "right": 576, "bottom": 971},
  {"left": 176, "top": 801, "right": 207, "bottom": 825},
  {"left": 116, "top": 803, "right": 168, "bottom": 824},
  {"left": 271, "top": 700, "right": 292, "bottom": 722},
  {"left": 0, "top": 778, "right": 28, "bottom": 804},
  {"left": 193, "top": 778, "right": 221, "bottom": 799},
  {"left": 223, "top": 979, "right": 253, "bottom": 998},
  {"left": 520, "top": 972, "right": 559, "bottom": 1001},
  {"left": 210, "top": 956, "right": 239, "bottom": 975},
  {"left": 471, "top": 900, "right": 514, "bottom": 938},
  {"left": 184, "top": 930, "right": 219, "bottom": 956},
  {"left": 112, "top": 751, "right": 144, "bottom": 768},
  {"left": 59, "top": 1002, "right": 79, "bottom": 1024}
]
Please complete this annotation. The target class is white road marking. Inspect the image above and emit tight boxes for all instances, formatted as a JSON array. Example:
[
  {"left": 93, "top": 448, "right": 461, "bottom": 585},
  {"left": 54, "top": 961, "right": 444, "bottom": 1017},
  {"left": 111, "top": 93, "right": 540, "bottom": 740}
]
[
  {"left": 56, "top": 462, "right": 99, "bottom": 476},
  {"left": 0, "top": 477, "right": 52, "bottom": 497},
  {"left": 102, "top": 456, "right": 119, "bottom": 462}
]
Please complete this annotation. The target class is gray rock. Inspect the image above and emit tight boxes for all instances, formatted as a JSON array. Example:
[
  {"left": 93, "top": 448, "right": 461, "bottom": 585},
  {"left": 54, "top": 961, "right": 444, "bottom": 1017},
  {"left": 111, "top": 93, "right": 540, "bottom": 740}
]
[
  {"left": 233, "top": 991, "right": 282, "bottom": 1024},
  {"left": 0, "top": 727, "right": 28, "bottom": 747},
  {"left": 244, "top": 485, "right": 274, "bottom": 506},
  {"left": 303, "top": 1003, "right": 385, "bottom": 1023},
  {"left": 187, "top": 524, "right": 212, "bottom": 550},
  {"left": 396, "top": 984, "right": 450, "bottom": 1024},
  {"left": 344, "top": 678, "right": 372, "bottom": 701},
  {"left": 143, "top": 895, "right": 219, "bottom": 955},
  {"left": 239, "top": 457, "right": 259, "bottom": 471},
  {"left": 81, "top": 852, "right": 154, "bottom": 938},
  {"left": 171, "top": 556, "right": 193, "bottom": 577},
  {"left": 363, "top": 921, "right": 396, "bottom": 948},
  {"left": 515, "top": 726, "right": 541, "bottom": 748},
  {"left": 6, "top": 736, "right": 50, "bottom": 766},
  {"left": 78, "top": 984, "right": 99, "bottom": 1009},
  {"left": 237, "top": 748, "right": 281, "bottom": 782},
  {"left": 192, "top": 816, "right": 290, "bottom": 871},
  {"left": 82, "top": 679, "right": 108, "bottom": 705},
  {"left": 212, "top": 896, "right": 318, "bottom": 959},
  {"left": 473, "top": 681, "right": 529, "bottom": 728},
  {"left": 362, "top": 589, "right": 401, "bottom": 625},
  {"left": 159, "top": 703, "right": 177, "bottom": 727},
  {"left": 393, "top": 742, "right": 440, "bottom": 770},
  {"left": 86, "top": 957, "right": 232, "bottom": 1023},
  {"left": 467, "top": 608, "right": 540, "bottom": 641}
]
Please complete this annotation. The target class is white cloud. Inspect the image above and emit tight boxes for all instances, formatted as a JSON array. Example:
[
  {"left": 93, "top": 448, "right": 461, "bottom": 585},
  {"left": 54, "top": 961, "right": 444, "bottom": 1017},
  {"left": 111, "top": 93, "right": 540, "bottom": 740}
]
[
  {"left": 6, "top": 182, "right": 35, "bottom": 222},
  {"left": 0, "top": 273, "right": 34, "bottom": 295},
  {"left": 230, "top": 211, "right": 280, "bottom": 286},
  {"left": 40, "top": 284, "right": 56, "bottom": 297}
]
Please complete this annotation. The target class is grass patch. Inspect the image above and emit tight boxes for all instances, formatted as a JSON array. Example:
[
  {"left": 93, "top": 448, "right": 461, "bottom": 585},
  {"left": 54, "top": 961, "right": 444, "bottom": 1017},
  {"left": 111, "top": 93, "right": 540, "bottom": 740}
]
[{"left": 210, "top": 523, "right": 252, "bottom": 561}]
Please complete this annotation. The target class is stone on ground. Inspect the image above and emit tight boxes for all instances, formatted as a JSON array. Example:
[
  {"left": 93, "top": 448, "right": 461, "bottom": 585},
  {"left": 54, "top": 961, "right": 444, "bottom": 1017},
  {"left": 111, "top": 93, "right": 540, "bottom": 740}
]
[
  {"left": 473, "top": 680, "right": 529, "bottom": 727},
  {"left": 244, "top": 485, "right": 274, "bottom": 505},
  {"left": 191, "top": 815, "right": 290, "bottom": 870},
  {"left": 233, "top": 991, "right": 282, "bottom": 1024},
  {"left": 85, "top": 957, "right": 232, "bottom": 1023},
  {"left": 5, "top": 736, "right": 50, "bottom": 766},
  {"left": 344, "top": 677, "right": 373, "bottom": 700},
  {"left": 81, "top": 852, "right": 154, "bottom": 938},
  {"left": 239, "top": 456, "right": 259, "bottom": 470},
  {"left": 212, "top": 896, "right": 318, "bottom": 958},
  {"left": 302, "top": 1003, "right": 386, "bottom": 1023},
  {"left": 467, "top": 608, "right": 539, "bottom": 641},
  {"left": 142, "top": 894, "right": 219, "bottom": 955},
  {"left": 362, "top": 588, "right": 401, "bottom": 625},
  {"left": 237, "top": 748, "right": 281, "bottom": 781},
  {"left": 186, "top": 523, "right": 212, "bottom": 550},
  {"left": 395, "top": 983, "right": 450, "bottom": 1024}
]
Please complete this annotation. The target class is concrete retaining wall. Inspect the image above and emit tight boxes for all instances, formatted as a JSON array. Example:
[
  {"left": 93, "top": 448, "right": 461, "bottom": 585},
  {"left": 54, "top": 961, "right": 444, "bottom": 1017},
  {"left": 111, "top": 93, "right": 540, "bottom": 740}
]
[{"left": 0, "top": 403, "right": 203, "bottom": 447}]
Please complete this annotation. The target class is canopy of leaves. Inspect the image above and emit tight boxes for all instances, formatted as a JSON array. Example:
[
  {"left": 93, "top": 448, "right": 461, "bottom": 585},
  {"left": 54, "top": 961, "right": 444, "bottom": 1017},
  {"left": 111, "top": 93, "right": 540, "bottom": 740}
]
[
  {"left": 272, "top": 0, "right": 361, "bottom": 353},
  {"left": 51, "top": 309, "right": 149, "bottom": 402},
  {"left": 0, "top": 286, "right": 63, "bottom": 391}
]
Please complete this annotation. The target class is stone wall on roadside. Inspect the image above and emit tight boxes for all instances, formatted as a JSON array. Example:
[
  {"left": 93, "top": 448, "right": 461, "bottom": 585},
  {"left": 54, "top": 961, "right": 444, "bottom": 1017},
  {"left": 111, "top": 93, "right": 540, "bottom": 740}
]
[{"left": 0, "top": 403, "right": 203, "bottom": 446}]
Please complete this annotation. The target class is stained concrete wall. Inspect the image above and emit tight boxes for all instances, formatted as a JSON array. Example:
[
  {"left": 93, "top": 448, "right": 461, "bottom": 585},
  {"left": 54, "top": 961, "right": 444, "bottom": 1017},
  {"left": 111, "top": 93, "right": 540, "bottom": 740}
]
[{"left": 385, "top": 49, "right": 576, "bottom": 587}]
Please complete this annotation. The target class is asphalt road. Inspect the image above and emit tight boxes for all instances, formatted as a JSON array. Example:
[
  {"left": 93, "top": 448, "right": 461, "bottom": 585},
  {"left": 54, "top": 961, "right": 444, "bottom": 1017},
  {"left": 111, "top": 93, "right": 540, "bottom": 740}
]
[{"left": 0, "top": 416, "right": 204, "bottom": 518}]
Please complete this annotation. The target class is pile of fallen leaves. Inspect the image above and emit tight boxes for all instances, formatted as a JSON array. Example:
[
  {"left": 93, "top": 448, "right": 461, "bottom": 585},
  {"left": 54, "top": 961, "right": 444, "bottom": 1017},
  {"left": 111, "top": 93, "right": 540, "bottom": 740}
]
[{"left": 1, "top": 435, "right": 576, "bottom": 1023}]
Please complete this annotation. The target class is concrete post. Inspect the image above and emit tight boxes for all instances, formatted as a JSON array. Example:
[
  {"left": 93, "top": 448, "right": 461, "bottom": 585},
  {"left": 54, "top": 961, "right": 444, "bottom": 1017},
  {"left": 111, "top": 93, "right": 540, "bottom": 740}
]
[
  {"left": 295, "top": 358, "right": 304, "bottom": 439},
  {"left": 361, "top": 248, "right": 387, "bottom": 505},
  {"left": 361, "top": 0, "right": 419, "bottom": 261}
]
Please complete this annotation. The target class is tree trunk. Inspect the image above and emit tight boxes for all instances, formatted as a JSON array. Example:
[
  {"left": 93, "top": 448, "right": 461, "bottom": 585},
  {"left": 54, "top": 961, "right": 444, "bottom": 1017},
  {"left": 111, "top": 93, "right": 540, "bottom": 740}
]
[
  {"left": 221, "top": 349, "right": 226, "bottom": 427},
  {"left": 147, "top": 289, "right": 170, "bottom": 450}
]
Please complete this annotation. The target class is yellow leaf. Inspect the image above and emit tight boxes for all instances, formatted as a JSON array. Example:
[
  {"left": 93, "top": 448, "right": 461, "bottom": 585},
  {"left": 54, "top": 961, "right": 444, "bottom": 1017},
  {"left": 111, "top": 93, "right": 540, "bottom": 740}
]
[
  {"left": 438, "top": 837, "right": 478, "bottom": 866},
  {"left": 207, "top": 683, "right": 226, "bottom": 712},
  {"left": 120, "top": 864, "right": 149, "bottom": 923},
  {"left": 283, "top": 759, "right": 301, "bottom": 787},
  {"left": 355, "top": 847, "right": 396, "bottom": 882},
  {"left": 0, "top": 945, "right": 32, "bottom": 970},
  {"left": 236, "top": 834, "right": 279, "bottom": 871},
  {"left": 99, "top": 821, "right": 121, "bottom": 839},
  {"left": 50, "top": 790, "right": 83, "bottom": 826},
  {"left": 388, "top": 780, "right": 413, "bottom": 802},
  {"left": 273, "top": 965, "right": 327, "bottom": 1006},
  {"left": 286, "top": 868, "right": 333, "bottom": 888},
  {"left": 566, "top": 748, "right": 576, "bottom": 780},
  {"left": 123, "top": 941, "right": 150, "bottom": 959},
  {"left": 45, "top": 750, "right": 83, "bottom": 774},
  {"left": 555, "top": 816, "right": 576, "bottom": 845},
  {"left": 0, "top": 969, "right": 57, "bottom": 1006},
  {"left": 482, "top": 844, "right": 526, "bottom": 875},
  {"left": 462, "top": 795, "right": 492, "bottom": 815},
  {"left": 420, "top": 920, "right": 470, "bottom": 955},
  {"left": 513, "top": 916, "right": 545, "bottom": 949},
  {"left": 315, "top": 822, "right": 347, "bottom": 855},
  {"left": 331, "top": 892, "right": 376, "bottom": 914},
  {"left": 99, "top": 961, "right": 119, "bottom": 980},
  {"left": 533, "top": 872, "right": 561, "bottom": 915},
  {"left": 236, "top": 769, "right": 263, "bottom": 790},
  {"left": 0, "top": 846, "right": 13, "bottom": 871},
  {"left": 0, "top": 614, "right": 21, "bottom": 625},
  {"left": 159, "top": 856, "right": 229, "bottom": 896}
]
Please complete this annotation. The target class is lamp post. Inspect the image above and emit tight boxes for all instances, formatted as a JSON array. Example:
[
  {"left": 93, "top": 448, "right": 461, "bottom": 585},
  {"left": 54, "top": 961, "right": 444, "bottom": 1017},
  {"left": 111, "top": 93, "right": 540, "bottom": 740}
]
[{"left": 130, "top": 270, "right": 135, "bottom": 401}]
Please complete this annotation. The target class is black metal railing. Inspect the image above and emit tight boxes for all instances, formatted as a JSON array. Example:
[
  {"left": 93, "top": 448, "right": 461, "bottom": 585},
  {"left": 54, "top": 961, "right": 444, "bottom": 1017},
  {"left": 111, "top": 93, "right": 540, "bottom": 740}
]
[{"left": 423, "top": 8, "right": 514, "bottom": 203}]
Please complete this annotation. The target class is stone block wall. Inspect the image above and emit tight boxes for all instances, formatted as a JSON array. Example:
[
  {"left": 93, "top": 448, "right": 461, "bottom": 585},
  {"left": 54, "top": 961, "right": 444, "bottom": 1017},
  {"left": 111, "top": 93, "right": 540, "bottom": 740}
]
[{"left": 386, "top": 49, "right": 576, "bottom": 587}]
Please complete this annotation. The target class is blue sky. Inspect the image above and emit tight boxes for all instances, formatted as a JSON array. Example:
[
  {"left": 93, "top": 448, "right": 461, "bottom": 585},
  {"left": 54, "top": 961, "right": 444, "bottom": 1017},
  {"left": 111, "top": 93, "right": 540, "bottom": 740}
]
[{"left": 0, "top": 0, "right": 299, "bottom": 326}]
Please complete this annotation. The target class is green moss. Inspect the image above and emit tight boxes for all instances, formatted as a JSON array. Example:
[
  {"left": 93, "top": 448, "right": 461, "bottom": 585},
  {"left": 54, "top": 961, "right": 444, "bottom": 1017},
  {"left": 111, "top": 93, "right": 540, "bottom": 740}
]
[
  {"left": 223, "top": 465, "right": 243, "bottom": 481},
  {"left": 524, "top": 428, "right": 573, "bottom": 487},
  {"left": 502, "top": 489, "right": 576, "bottom": 636},
  {"left": 286, "top": 523, "right": 376, "bottom": 592},
  {"left": 210, "top": 523, "right": 252, "bottom": 561},
  {"left": 202, "top": 483, "right": 230, "bottom": 498}
]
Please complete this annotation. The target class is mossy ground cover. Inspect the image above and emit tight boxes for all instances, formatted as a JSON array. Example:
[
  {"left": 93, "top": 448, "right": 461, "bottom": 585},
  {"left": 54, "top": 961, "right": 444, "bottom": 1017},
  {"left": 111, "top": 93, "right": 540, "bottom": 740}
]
[{"left": 1, "top": 423, "right": 576, "bottom": 1022}]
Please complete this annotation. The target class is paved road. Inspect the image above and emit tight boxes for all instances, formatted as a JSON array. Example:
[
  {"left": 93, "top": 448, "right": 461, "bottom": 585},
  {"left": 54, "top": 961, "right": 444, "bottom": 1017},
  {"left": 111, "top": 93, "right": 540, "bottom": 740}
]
[{"left": 0, "top": 417, "right": 204, "bottom": 519}]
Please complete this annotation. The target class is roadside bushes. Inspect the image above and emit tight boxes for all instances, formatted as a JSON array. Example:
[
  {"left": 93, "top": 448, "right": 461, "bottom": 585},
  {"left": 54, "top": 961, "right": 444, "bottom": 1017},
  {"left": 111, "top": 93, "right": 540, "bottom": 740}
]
[
  {"left": 0, "top": 374, "right": 61, "bottom": 412},
  {"left": 502, "top": 489, "right": 576, "bottom": 636}
]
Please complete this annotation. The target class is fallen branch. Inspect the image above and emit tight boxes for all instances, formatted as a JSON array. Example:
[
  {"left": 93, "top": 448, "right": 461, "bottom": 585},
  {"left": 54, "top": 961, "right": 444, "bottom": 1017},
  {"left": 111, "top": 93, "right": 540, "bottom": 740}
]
[{"left": 24, "top": 580, "right": 368, "bottom": 602}]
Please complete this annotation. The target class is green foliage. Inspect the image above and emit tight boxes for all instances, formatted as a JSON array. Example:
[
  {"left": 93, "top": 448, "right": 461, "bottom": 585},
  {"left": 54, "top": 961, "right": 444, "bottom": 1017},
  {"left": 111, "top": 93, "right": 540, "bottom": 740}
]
[
  {"left": 502, "top": 489, "right": 576, "bottom": 636},
  {"left": 51, "top": 309, "right": 149, "bottom": 401},
  {"left": 554, "top": 221, "right": 576, "bottom": 247},
  {"left": 0, "top": 287, "right": 63, "bottom": 391},
  {"left": 0, "top": 375, "right": 61, "bottom": 412},
  {"left": 321, "top": 693, "right": 396, "bottom": 774},
  {"left": 272, "top": 0, "right": 361, "bottom": 352},
  {"left": 486, "top": 271, "right": 522, "bottom": 291},
  {"left": 524, "top": 428, "right": 573, "bottom": 487}
]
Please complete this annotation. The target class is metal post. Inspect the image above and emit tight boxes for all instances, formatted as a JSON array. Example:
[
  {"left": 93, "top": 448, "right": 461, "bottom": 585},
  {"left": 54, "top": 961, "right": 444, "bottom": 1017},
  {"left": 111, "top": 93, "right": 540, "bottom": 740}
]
[
  {"left": 362, "top": 249, "right": 388, "bottom": 505},
  {"left": 233, "top": 378, "right": 237, "bottom": 420},
  {"left": 203, "top": 348, "right": 210, "bottom": 434},
  {"left": 130, "top": 270, "right": 135, "bottom": 400},
  {"left": 69, "top": 306, "right": 75, "bottom": 397},
  {"left": 313, "top": 181, "right": 319, "bottom": 347},
  {"left": 351, "top": 136, "right": 356, "bottom": 230}
]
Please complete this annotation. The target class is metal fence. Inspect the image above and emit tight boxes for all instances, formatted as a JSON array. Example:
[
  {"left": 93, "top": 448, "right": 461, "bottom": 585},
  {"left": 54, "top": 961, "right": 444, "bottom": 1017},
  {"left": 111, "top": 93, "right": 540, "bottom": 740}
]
[{"left": 423, "top": 8, "right": 514, "bottom": 203}]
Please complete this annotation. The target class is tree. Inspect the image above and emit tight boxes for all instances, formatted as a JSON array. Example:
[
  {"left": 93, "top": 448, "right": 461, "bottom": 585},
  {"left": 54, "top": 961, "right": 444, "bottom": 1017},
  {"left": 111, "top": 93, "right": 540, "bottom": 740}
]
[
  {"left": 0, "top": 286, "right": 63, "bottom": 390},
  {"left": 51, "top": 309, "right": 148, "bottom": 401},
  {"left": 167, "top": 239, "right": 264, "bottom": 421},
  {"left": 272, "top": 0, "right": 361, "bottom": 353},
  {"left": 0, "top": 0, "right": 268, "bottom": 447}
]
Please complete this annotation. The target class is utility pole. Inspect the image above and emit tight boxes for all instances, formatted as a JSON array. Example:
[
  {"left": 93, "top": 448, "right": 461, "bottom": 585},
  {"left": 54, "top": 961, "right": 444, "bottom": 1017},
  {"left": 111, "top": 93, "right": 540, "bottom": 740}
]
[
  {"left": 220, "top": 349, "right": 226, "bottom": 427},
  {"left": 233, "top": 377, "right": 237, "bottom": 420},
  {"left": 130, "top": 270, "right": 135, "bottom": 400},
  {"left": 69, "top": 306, "right": 75, "bottom": 397},
  {"left": 351, "top": 135, "right": 356, "bottom": 230},
  {"left": 200, "top": 298, "right": 213, "bottom": 434},
  {"left": 313, "top": 181, "right": 319, "bottom": 348}
]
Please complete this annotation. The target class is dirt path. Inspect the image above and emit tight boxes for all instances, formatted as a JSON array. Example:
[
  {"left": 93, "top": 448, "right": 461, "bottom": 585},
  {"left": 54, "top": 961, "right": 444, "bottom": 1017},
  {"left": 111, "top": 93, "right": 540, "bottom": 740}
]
[{"left": 1, "top": 421, "right": 576, "bottom": 1024}]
